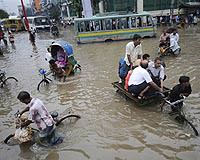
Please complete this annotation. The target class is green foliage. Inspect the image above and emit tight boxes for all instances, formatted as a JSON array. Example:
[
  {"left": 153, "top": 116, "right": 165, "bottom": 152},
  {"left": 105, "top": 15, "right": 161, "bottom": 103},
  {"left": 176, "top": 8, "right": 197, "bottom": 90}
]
[
  {"left": 71, "top": 0, "right": 83, "bottom": 17},
  {"left": 48, "top": 4, "right": 60, "bottom": 20},
  {"left": 0, "top": 9, "right": 9, "bottom": 19}
]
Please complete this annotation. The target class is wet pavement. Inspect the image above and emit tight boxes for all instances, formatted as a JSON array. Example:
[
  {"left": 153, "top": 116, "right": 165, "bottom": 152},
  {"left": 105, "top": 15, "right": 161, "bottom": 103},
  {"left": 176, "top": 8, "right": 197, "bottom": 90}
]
[{"left": 0, "top": 25, "right": 200, "bottom": 160}]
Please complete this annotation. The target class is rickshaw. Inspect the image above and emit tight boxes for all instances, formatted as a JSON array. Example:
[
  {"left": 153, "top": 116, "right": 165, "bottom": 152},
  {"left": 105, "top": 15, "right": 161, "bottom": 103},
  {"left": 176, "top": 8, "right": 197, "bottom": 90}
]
[
  {"left": 37, "top": 41, "right": 81, "bottom": 91},
  {"left": 158, "top": 27, "right": 181, "bottom": 57}
]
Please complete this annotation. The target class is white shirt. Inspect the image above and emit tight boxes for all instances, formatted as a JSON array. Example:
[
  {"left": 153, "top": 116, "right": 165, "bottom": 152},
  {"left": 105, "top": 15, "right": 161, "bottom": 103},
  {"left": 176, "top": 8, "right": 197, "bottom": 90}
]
[
  {"left": 170, "top": 33, "right": 180, "bottom": 52},
  {"left": 128, "top": 66, "right": 152, "bottom": 86},
  {"left": 148, "top": 61, "right": 165, "bottom": 80},
  {"left": 124, "top": 41, "right": 142, "bottom": 66}
]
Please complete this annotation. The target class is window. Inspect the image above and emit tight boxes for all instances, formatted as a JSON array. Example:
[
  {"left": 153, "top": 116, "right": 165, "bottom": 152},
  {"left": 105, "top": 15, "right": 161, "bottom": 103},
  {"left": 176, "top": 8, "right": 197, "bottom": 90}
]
[
  {"left": 104, "top": 19, "right": 112, "bottom": 30},
  {"left": 78, "top": 21, "right": 85, "bottom": 32},
  {"left": 94, "top": 20, "right": 101, "bottom": 31},
  {"left": 130, "top": 17, "right": 136, "bottom": 28},
  {"left": 117, "top": 18, "right": 128, "bottom": 29}
]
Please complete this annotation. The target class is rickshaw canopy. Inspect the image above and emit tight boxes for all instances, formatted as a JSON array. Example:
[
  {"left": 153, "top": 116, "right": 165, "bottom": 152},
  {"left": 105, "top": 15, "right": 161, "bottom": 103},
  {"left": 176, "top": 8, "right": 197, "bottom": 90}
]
[{"left": 50, "top": 40, "right": 73, "bottom": 57}]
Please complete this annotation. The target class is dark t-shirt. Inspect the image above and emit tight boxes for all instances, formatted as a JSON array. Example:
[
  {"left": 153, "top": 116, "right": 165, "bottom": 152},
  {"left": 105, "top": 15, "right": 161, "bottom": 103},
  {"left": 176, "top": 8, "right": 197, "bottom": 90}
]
[{"left": 169, "top": 84, "right": 192, "bottom": 102}]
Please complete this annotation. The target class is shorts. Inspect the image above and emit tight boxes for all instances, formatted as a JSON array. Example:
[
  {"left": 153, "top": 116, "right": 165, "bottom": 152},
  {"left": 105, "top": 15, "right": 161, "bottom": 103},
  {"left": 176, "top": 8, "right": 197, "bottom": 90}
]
[{"left": 128, "top": 81, "right": 149, "bottom": 96}]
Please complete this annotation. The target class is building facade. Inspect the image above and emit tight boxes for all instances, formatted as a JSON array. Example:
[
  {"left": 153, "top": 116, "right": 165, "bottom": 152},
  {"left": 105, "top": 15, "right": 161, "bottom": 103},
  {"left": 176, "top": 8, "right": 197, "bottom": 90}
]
[{"left": 94, "top": 0, "right": 200, "bottom": 16}]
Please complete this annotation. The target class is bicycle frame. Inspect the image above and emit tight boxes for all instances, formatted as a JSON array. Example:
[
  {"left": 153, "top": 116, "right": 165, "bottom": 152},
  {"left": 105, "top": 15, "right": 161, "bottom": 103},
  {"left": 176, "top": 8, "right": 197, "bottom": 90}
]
[{"left": 161, "top": 97, "right": 199, "bottom": 136}]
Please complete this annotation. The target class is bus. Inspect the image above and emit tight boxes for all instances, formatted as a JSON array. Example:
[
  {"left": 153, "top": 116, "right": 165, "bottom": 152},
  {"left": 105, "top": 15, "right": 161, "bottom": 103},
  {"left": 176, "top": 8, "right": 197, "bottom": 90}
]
[
  {"left": 25, "top": 16, "right": 50, "bottom": 32},
  {"left": 74, "top": 12, "right": 156, "bottom": 43},
  {"left": 1, "top": 17, "right": 25, "bottom": 32}
]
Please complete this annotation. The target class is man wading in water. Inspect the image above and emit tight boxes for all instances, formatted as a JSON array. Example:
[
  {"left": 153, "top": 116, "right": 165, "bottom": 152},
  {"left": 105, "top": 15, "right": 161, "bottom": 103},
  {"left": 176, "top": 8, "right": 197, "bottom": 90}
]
[{"left": 17, "top": 91, "right": 63, "bottom": 146}]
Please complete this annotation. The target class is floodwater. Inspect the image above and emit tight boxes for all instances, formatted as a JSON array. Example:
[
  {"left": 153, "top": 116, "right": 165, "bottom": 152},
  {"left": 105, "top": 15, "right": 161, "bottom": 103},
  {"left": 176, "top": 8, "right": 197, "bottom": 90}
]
[{"left": 0, "top": 25, "right": 200, "bottom": 160}]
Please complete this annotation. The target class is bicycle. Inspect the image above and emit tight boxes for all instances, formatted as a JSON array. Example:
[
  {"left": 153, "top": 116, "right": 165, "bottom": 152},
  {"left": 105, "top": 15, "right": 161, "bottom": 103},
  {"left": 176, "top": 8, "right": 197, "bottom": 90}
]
[
  {"left": 0, "top": 70, "right": 18, "bottom": 88},
  {"left": 160, "top": 97, "right": 199, "bottom": 136},
  {"left": 37, "top": 68, "right": 52, "bottom": 91},
  {"left": 4, "top": 110, "right": 81, "bottom": 145}
]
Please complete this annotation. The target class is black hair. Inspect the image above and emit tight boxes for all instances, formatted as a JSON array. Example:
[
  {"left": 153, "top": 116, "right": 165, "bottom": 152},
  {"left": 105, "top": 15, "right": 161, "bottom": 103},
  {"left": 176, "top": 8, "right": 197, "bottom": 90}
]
[
  {"left": 142, "top": 54, "right": 150, "bottom": 60},
  {"left": 140, "top": 60, "right": 148, "bottom": 69},
  {"left": 154, "top": 57, "right": 162, "bottom": 62},
  {"left": 179, "top": 76, "right": 190, "bottom": 83},
  {"left": 132, "top": 34, "right": 141, "bottom": 41},
  {"left": 17, "top": 91, "right": 30, "bottom": 101},
  {"left": 49, "top": 59, "right": 56, "bottom": 65}
]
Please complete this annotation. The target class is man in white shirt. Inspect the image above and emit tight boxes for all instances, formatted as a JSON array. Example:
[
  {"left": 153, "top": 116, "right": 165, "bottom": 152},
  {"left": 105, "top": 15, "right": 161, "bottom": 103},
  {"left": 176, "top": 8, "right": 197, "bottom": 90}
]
[
  {"left": 128, "top": 60, "right": 162, "bottom": 98},
  {"left": 170, "top": 30, "right": 180, "bottom": 54},
  {"left": 124, "top": 34, "right": 143, "bottom": 67},
  {"left": 147, "top": 57, "right": 165, "bottom": 90}
]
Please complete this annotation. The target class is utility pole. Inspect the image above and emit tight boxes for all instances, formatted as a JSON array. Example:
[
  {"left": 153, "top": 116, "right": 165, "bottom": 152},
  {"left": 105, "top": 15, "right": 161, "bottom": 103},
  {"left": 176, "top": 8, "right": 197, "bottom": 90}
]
[{"left": 170, "top": 0, "right": 175, "bottom": 24}]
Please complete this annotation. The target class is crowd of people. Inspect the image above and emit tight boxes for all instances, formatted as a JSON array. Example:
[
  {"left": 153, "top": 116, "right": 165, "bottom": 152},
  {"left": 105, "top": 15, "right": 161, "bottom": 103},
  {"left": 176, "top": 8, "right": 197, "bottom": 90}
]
[
  {"left": 0, "top": 26, "right": 15, "bottom": 48},
  {"left": 154, "top": 13, "right": 198, "bottom": 28},
  {"left": 118, "top": 34, "right": 191, "bottom": 106}
]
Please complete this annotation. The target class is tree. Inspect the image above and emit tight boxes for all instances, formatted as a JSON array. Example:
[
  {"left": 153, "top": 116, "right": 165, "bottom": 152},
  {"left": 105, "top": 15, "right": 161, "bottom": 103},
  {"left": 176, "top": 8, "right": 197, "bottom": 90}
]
[
  {"left": 0, "top": 9, "right": 9, "bottom": 19},
  {"left": 71, "top": 0, "right": 82, "bottom": 17},
  {"left": 48, "top": 4, "right": 61, "bottom": 21}
]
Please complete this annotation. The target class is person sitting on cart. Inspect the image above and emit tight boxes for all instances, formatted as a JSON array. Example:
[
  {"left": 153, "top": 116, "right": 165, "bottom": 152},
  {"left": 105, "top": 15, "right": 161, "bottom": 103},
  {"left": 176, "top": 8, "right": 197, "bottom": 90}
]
[
  {"left": 142, "top": 53, "right": 151, "bottom": 62},
  {"left": 56, "top": 48, "right": 67, "bottom": 69},
  {"left": 119, "top": 34, "right": 143, "bottom": 84},
  {"left": 49, "top": 59, "right": 66, "bottom": 81},
  {"left": 159, "top": 29, "right": 170, "bottom": 47},
  {"left": 56, "top": 47, "right": 74, "bottom": 76},
  {"left": 147, "top": 57, "right": 166, "bottom": 91},
  {"left": 169, "top": 76, "right": 192, "bottom": 112},
  {"left": 128, "top": 60, "right": 162, "bottom": 99},
  {"left": 169, "top": 29, "right": 180, "bottom": 54}
]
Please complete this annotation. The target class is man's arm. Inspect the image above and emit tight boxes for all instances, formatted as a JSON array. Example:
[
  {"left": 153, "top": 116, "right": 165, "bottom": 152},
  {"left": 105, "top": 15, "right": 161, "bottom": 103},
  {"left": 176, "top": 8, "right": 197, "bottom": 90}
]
[
  {"left": 137, "top": 44, "right": 142, "bottom": 59},
  {"left": 149, "top": 81, "right": 162, "bottom": 92},
  {"left": 21, "top": 120, "right": 33, "bottom": 128},
  {"left": 19, "top": 107, "right": 29, "bottom": 117},
  {"left": 160, "top": 79, "right": 164, "bottom": 90},
  {"left": 127, "top": 55, "right": 133, "bottom": 66}
]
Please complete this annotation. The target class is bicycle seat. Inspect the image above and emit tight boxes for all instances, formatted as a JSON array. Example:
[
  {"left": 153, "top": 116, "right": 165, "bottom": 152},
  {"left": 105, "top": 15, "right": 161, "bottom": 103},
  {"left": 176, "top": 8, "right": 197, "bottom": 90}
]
[
  {"left": 0, "top": 70, "right": 5, "bottom": 79},
  {"left": 51, "top": 111, "right": 58, "bottom": 118}
]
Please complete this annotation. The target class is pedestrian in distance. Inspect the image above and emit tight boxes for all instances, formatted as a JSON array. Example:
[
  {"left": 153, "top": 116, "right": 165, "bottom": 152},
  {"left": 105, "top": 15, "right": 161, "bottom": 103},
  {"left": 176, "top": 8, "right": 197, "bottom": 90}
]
[{"left": 29, "top": 31, "right": 36, "bottom": 47}]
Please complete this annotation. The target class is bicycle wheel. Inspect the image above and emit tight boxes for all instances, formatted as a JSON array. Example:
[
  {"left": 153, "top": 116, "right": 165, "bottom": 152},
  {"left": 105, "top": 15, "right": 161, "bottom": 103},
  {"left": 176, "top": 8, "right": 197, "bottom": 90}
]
[
  {"left": 2, "top": 77, "right": 18, "bottom": 87},
  {"left": 56, "top": 114, "right": 81, "bottom": 126},
  {"left": 37, "top": 79, "right": 50, "bottom": 91},
  {"left": 181, "top": 115, "right": 199, "bottom": 136},
  {"left": 4, "top": 134, "right": 15, "bottom": 144}
]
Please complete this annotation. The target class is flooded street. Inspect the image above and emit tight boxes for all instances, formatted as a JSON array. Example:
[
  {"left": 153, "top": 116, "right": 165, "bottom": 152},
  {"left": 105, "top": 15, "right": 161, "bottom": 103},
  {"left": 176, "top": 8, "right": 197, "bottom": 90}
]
[{"left": 0, "top": 26, "right": 200, "bottom": 160}]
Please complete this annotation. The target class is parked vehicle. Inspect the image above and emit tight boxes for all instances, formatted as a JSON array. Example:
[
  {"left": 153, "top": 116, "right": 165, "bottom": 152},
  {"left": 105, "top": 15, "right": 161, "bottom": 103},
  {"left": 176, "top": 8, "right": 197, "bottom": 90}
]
[
  {"left": 1, "top": 17, "right": 25, "bottom": 32},
  {"left": 24, "top": 16, "right": 50, "bottom": 32},
  {"left": 74, "top": 11, "right": 156, "bottom": 43}
]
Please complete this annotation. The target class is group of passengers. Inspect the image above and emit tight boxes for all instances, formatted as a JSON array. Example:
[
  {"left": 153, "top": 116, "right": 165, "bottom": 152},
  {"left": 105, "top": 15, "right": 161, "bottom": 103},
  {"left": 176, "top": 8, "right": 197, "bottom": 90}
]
[
  {"left": 119, "top": 34, "right": 164, "bottom": 99},
  {"left": 46, "top": 43, "right": 81, "bottom": 82},
  {"left": 119, "top": 34, "right": 191, "bottom": 103},
  {"left": 46, "top": 45, "right": 73, "bottom": 81},
  {"left": 159, "top": 28, "right": 181, "bottom": 55}
]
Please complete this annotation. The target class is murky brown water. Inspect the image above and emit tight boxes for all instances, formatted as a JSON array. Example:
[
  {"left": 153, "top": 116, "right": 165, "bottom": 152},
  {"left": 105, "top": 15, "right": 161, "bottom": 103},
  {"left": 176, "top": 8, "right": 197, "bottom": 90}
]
[{"left": 0, "top": 25, "right": 200, "bottom": 160}]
